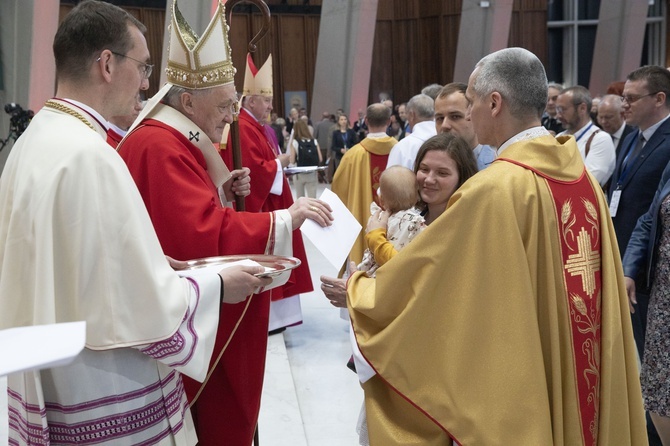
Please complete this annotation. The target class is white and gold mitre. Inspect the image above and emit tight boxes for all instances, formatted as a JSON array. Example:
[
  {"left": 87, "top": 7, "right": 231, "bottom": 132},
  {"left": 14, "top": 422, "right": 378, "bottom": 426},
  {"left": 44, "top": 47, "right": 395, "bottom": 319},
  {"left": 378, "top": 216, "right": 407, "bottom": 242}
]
[
  {"left": 242, "top": 53, "right": 273, "bottom": 97},
  {"left": 166, "top": 0, "right": 236, "bottom": 89}
]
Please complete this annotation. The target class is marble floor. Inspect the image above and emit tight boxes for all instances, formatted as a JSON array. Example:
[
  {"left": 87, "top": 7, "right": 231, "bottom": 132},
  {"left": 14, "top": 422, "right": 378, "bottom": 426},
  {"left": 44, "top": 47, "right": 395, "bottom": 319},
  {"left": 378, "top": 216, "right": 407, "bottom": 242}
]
[{"left": 257, "top": 181, "right": 362, "bottom": 445}]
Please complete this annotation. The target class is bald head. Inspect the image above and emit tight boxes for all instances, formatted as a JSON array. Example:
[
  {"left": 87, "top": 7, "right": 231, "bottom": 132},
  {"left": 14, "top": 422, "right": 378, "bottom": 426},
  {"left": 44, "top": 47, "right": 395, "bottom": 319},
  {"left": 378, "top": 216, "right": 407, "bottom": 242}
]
[
  {"left": 597, "top": 94, "right": 624, "bottom": 135},
  {"left": 366, "top": 103, "right": 392, "bottom": 132}
]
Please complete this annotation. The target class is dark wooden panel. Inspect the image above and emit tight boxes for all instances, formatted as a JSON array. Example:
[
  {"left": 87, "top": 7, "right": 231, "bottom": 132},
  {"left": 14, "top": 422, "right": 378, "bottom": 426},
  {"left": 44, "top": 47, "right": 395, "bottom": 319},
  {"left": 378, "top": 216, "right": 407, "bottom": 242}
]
[
  {"left": 277, "top": 16, "right": 308, "bottom": 89},
  {"left": 376, "top": 0, "right": 395, "bottom": 21},
  {"left": 509, "top": 0, "right": 548, "bottom": 68},
  {"left": 443, "top": 13, "right": 461, "bottom": 82},
  {"left": 228, "top": 11, "right": 318, "bottom": 116},
  {"left": 230, "top": 14, "right": 252, "bottom": 91},
  {"left": 370, "top": 20, "right": 394, "bottom": 103},
  {"left": 369, "top": 0, "right": 462, "bottom": 105},
  {"left": 135, "top": 8, "right": 166, "bottom": 97}
]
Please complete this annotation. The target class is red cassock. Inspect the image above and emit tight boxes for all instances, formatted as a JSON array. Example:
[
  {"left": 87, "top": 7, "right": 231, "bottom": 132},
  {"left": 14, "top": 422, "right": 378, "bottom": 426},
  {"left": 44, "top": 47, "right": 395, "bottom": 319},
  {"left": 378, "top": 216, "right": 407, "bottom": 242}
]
[
  {"left": 222, "top": 108, "right": 313, "bottom": 301},
  {"left": 119, "top": 119, "right": 274, "bottom": 446}
]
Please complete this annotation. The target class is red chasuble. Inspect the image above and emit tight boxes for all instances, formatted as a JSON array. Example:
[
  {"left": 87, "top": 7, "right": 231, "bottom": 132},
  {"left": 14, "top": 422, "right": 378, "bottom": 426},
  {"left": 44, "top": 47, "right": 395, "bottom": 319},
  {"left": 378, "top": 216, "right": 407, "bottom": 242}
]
[
  {"left": 119, "top": 119, "right": 274, "bottom": 446},
  {"left": 222, "top": 108, "right": 313, "bottom": 300}
]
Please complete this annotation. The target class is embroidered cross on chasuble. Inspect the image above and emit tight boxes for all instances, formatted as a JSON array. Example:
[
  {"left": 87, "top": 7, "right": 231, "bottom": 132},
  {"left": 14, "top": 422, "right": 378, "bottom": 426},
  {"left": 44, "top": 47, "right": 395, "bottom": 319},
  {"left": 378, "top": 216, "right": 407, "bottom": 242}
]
[
  {"left": 365, "top": 146, "right": 387, "bottom": 205},
  {"left": 547, "top": 173, "right": 602, "bottom": 446}
]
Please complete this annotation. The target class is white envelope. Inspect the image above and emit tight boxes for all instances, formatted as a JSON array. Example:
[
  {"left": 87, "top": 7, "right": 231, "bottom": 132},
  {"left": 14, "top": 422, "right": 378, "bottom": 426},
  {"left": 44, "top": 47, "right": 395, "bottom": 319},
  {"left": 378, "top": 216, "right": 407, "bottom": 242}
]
[{"left": 300, "top": 188, "right": 362, "bottom": 271}]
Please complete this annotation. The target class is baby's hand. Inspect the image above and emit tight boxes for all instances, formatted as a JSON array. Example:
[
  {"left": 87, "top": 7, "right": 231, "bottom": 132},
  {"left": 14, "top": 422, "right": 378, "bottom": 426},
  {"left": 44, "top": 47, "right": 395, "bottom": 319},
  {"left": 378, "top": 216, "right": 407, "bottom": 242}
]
[{"left": 366, "top": 208, "right": 389, "bottom": 233}]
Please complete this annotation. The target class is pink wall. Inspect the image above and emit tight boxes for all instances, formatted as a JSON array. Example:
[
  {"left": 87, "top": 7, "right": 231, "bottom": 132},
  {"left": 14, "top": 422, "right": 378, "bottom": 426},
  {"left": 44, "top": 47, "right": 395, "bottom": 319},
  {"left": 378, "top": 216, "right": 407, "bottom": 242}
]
[{"left": 28, "top": 0, "right": 60, "bottom": 111}]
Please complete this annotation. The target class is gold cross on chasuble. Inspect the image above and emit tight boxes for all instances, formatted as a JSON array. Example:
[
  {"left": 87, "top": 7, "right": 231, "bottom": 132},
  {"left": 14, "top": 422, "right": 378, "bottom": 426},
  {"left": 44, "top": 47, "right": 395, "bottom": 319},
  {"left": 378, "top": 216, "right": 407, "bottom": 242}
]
[{"left": 565, "top": 228, "right": 600, "bottom": 298}]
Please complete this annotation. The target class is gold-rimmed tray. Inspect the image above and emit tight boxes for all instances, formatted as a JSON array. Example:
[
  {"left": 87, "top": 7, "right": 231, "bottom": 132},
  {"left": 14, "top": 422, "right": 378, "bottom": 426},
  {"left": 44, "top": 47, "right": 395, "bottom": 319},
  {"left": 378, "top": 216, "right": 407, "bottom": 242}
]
[{"left": 178, "top": 254, "right": 301, "bottom": 278}]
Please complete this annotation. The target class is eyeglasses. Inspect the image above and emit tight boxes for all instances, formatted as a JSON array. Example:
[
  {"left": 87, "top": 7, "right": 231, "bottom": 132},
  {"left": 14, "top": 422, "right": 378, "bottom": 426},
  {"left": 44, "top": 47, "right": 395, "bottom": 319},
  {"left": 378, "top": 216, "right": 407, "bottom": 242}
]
[
  {"left": 621, "top": 92, "right": 658, "bottom": 104},
  {"left": 110, "top": 51, "right": 153, "bottom": 78}
]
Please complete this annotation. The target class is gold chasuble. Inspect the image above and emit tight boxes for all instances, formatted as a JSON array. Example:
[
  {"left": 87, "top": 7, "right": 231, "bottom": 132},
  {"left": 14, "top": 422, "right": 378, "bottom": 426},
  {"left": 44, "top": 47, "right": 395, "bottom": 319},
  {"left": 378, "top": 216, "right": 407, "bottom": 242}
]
[
  {"left": 347, "top": 135, "right": 646, "bottom": 445},
  {"left": 332, "top": 136, "right": 396, "bottom": 265}
]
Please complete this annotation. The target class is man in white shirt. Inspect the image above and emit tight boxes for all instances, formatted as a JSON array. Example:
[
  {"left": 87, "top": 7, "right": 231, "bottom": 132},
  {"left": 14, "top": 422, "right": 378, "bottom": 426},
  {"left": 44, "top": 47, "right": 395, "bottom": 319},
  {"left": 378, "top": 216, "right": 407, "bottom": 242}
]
[
  {"left": 386, "top": 94, "right": 436, "bottom": 170},
  {"left": 556, "top": 85, "right": 616, "bottom": 185}
]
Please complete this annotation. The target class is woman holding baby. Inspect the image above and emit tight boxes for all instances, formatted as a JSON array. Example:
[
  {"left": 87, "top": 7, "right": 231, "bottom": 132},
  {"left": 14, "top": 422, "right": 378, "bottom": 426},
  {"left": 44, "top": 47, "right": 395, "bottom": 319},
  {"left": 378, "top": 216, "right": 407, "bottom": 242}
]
[
  {"left": 320, "top": 133, "right": 479, "bottom": 445},
  {"left": 320, "top": 133, "right": 478, "bottom": 304}
]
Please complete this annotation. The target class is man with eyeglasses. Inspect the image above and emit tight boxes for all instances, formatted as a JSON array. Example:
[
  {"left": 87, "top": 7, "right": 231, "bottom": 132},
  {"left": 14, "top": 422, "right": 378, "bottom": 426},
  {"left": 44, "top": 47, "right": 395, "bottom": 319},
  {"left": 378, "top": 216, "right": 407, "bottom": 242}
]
[
  {"left": 556, "top": 85, "right": 616, "bottom": 186},
  {"left": 0, "top": 1, "right": 273, "bottom": 444},
  {"left": 118, "top": 3, "right": 332, "bottom": 445},
  {"left": 610, "top": 65, "right": 670, "bottom": 364}
]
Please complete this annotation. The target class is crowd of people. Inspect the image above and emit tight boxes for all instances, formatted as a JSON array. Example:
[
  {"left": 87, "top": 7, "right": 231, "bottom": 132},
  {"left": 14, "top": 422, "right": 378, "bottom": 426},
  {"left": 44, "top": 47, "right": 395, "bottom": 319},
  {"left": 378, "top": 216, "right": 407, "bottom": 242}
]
[{"left": 2, "top": 0, "right": 670, "bottom": 445}]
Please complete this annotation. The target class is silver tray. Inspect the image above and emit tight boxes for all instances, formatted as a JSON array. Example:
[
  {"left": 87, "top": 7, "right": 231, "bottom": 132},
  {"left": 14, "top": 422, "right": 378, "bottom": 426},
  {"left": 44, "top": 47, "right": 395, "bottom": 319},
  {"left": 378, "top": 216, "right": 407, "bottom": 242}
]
[
  {"left": 178, "top": 254, "right": 301, "bottom": 278},
  {"left": 284, "top": 166, "right": 328, "bottom": 176}
]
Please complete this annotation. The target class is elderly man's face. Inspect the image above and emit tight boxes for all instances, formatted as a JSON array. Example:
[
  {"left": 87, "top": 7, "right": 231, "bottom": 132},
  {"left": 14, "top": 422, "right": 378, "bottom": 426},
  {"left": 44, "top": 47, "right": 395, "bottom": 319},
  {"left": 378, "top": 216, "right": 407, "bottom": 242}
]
[
  {"left": 188, "top": 84, "right": 238, "bottom": 143},
  {"left": 597, "top": 101, "right": 624, "bottom": 135},
  {"left": 247, "top": 95, "right": 273, "bottom": 123}
]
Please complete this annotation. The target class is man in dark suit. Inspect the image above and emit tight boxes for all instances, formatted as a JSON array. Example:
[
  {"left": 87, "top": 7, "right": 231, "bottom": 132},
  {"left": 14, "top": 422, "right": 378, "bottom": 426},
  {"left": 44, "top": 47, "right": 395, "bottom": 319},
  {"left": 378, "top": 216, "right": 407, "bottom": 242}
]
[
  {"left": 598, "top": 94, "right": 636, "bottom": 161},
  {"left": 610, "top": 66, "right": 670, "bottom": 355},
  {"left": 609, "top": 65, "right": 670, "bottom": 446}
]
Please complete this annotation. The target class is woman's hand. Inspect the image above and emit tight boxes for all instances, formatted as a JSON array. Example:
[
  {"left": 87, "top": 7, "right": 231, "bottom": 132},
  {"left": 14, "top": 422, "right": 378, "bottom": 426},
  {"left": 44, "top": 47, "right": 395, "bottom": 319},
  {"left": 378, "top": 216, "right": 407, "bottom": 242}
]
[{"left": 366, "top": 208, "right": 389, "bottom": 233}]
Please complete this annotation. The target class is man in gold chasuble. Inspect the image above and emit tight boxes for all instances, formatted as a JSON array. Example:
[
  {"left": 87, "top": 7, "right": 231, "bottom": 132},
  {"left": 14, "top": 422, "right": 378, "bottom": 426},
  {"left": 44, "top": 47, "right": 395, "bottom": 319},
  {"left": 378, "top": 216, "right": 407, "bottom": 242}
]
[{"left": 347, "top": 47, "right": 647, "bottom": 445}]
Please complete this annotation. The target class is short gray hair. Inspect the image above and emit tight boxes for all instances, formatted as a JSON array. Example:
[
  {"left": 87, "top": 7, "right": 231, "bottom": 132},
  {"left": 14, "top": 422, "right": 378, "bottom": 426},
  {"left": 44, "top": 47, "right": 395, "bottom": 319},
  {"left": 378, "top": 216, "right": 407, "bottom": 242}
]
[
  {"left": 472, "top": 47, "right": 548, "bottom": 119},
  {"left": 548, "top": 82, "right": 564, "bottom": 92},
  {"left": 599, "top": 94, "right": 623, "bottom": 111},
  {"left": 407, "top": 94, "right": 434, "bottom": 120},
  {"left": 163, "top": 85, "right": 204, "bottom": 109},
  {"left": 421, "top": 83, "right": 443, "bottom": 101},
  {"left": 560, "top": 85, "right": 591, "bottom": 111}
]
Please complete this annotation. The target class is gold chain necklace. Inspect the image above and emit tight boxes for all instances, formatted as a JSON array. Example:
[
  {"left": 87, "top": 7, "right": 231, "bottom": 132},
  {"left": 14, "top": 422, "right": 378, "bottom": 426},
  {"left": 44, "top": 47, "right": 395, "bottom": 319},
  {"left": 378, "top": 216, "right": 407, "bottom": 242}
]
[{"left": 44, "top": 100, "right": 96, "bottom": 131}]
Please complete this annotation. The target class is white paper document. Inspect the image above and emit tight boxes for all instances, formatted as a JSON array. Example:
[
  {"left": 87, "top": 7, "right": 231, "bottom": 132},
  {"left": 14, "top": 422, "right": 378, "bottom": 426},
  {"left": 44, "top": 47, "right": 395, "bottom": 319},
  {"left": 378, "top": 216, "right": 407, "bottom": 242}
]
[
  {"left": 0, "top": 321, "right": 86, "bottom": 376},
  {"left": 300, "top": 188, "right": 362, "bottom": 270}
]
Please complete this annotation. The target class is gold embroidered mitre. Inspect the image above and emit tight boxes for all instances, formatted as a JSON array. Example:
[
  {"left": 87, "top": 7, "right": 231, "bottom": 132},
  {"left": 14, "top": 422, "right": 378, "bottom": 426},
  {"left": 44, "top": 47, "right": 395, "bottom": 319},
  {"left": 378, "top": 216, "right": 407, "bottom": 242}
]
[
  {"left": 242, "top": 53, "right": 273, "bottom": 97},
  {"left": 166, "top": 0, "right": 236, "bottom": 89}
]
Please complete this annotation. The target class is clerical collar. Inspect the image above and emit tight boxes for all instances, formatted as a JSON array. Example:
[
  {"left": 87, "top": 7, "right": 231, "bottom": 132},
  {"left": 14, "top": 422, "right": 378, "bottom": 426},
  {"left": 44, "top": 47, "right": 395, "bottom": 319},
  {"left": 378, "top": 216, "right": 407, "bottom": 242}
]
[
  {"left": 59, "top": 98, "right": 109, "bottom": 131},
  {"left": 366, "top": 131, "right": 388, "bottom": 139},
  {"left": 497, "top": 126, "right": 550, "bottom": 155}
]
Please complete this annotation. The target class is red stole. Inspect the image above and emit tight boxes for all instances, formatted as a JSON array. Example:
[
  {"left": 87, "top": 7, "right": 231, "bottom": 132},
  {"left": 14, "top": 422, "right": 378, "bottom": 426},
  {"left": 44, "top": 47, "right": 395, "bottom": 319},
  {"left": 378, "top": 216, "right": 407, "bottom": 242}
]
[{"left": 501, "top": 158, "right": 602, "bottom": 446}]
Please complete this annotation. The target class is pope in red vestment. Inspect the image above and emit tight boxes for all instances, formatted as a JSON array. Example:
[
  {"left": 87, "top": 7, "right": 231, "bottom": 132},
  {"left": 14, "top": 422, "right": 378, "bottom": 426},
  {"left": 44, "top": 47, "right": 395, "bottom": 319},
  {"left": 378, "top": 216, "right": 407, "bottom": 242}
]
[
  {"left": 116, "top": 4, "right": 301, "bottom": 444},
  {"left": 120, "top": 110, "right": 282, "bottom": 446}
]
